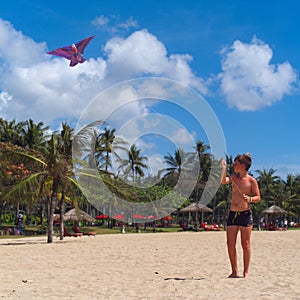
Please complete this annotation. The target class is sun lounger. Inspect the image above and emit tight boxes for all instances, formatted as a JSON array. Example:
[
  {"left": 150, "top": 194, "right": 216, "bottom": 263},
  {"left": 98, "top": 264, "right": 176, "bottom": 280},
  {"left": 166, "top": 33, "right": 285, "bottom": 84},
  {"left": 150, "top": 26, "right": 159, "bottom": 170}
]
[
  {"left": 64, "top": 227, "right": 83, "bottom": 237},
  {"left": 72, "top": 225, "right": 96, "bottom": 237}
]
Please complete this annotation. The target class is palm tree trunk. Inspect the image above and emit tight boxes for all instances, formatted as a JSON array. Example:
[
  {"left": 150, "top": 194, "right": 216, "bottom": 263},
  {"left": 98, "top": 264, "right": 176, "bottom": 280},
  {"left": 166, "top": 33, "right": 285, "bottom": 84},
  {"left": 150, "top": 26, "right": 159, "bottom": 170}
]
[
  {"left": 47, "top": 178, "right": 59, "bottom": 243},
  {"left": 59, "top": 190, "right": 65, "bottom": 240}
]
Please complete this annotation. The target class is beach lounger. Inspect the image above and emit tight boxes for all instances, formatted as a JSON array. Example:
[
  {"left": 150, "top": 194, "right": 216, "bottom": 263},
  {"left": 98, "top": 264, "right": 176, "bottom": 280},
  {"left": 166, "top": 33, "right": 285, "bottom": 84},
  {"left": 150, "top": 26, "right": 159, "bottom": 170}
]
[
  {"left": 63, "top": 227, "right": 83, "bottom": 237},
  {"left": 72, "top": 225, "right": 96, "bottom": 237}
]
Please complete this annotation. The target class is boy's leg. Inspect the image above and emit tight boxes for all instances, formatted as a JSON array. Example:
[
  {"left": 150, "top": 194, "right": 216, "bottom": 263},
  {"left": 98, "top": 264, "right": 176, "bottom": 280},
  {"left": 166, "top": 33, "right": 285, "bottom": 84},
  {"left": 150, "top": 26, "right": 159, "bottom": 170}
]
[
  {"left": 226, "top": 226, "right": 239, "bottom": 277},
  {"left": 240, "top": 226, "right": 252, "bottom": 277}
]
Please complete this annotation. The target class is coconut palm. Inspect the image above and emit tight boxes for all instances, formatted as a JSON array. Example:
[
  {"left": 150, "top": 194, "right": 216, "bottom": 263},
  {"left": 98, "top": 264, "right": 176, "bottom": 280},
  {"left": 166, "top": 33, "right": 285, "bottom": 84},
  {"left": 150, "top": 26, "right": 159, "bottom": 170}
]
[
  {"left": 194, "top": 140, "right": 211, "bottom": 181},
  {"left": 95, "top": 127, "right": 128, "bottom": 173},
  {"left": 0, "top": 118, "right": 24, "bottom": 146},
  {"left": 160, "top": 148, "right": 198, "bottom": 195},
  {"left": 118, "top": 144, "right": 148, "bottom": 182},
  {"left": 21, "top": 119, "right": 50, "bottom": 151},
  {"left": 4, "top": 130, "right": 78, "bottom": 243},
  {"left": 255, "top": 168, "right": 280, "bottom": 208},
  {"left": 56, "top": 123, "right": 75, "bottom": 239},
  {"left": 281, "top": 174, "right": 300, "bottom": 219},
  {"left": 163, "top": 148, "right": 185, "bottom": 177}
]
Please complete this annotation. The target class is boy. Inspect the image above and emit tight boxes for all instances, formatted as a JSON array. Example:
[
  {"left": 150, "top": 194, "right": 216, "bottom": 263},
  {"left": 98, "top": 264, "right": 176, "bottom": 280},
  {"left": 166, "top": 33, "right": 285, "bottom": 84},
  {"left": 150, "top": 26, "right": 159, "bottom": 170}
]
[{"left": 221, "top": 153, "right": 260, "bottom": 278}]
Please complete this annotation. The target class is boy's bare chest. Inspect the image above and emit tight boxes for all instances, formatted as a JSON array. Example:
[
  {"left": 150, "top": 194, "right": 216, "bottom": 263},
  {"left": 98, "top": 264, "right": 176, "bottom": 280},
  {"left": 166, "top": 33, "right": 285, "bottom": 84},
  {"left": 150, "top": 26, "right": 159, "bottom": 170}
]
[{"left": 232, "top": 177, "right": 251, "bottom": 193}]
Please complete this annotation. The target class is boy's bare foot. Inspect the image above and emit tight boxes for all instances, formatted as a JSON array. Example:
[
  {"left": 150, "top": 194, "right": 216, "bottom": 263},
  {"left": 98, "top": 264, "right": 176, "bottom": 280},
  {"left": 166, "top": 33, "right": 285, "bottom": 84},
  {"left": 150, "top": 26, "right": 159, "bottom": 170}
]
[
  {"left": 243, "top": 272, "right": 249, "bottom": 278},
  {"left": 228, "top": 272, "right": 240, "bottom": 278}
]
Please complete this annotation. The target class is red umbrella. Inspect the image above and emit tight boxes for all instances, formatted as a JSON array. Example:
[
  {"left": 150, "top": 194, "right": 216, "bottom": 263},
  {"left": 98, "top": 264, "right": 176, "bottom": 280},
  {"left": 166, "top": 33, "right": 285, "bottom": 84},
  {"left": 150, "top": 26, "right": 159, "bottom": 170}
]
[
  {"left": 163, "top": 215, "right": 173, "bottom": 221},
  {"left": 113, "top": 214, "right": 124, "bottom": 220},
  {"left": 134, "top": 214, "right": 145, "bottom": 219},
  {"left": 96, "top": 214, "right": 109, "bottom": 219}
]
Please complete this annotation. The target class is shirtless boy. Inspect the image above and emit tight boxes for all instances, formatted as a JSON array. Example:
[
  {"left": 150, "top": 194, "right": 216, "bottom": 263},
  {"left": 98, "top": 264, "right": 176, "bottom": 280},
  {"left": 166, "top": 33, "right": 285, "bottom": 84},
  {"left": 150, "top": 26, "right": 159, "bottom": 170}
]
[{"left": 221, "top": 153, "right": 260, "bottom": 278}]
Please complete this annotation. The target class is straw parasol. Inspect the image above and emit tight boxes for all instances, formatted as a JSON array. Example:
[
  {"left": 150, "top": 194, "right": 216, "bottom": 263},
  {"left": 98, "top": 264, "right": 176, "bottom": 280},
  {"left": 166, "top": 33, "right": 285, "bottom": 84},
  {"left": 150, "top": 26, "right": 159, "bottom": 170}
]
[
  {"left": 180, "top": 202, "right": 213, "bottom": 231},
  {"left": 261, "top": 205, "right": 288, "bottom": 215},
  {"left": 63, "top": 208, "right": 96, "bottom": 222},
  {"left": 180, "top": 202, "right": 213, "bottom": 213}
]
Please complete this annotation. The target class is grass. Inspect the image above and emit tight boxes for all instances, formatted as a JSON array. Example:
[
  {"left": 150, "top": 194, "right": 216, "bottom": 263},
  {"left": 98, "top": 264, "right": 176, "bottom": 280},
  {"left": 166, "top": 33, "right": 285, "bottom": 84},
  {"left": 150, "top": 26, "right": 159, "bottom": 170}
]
[
  {"left": 1, "top": 224, "right": 298, "bottom": 239},
  {"left": 0, "top": 224, "right": 185, "bottom": 238}
]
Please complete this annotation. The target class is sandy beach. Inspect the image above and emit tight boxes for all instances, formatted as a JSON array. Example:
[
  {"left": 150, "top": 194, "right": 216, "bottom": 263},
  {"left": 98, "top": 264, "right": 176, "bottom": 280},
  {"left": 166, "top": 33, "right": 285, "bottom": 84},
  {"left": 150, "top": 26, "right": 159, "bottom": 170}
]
[{"left": 1, "top": 230, "right": 299, "bottom": 300}]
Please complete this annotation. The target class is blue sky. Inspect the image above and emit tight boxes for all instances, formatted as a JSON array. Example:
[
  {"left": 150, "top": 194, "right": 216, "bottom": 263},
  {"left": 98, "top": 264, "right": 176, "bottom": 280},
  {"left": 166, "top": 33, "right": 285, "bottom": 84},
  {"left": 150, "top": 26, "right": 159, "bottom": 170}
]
[{"left": 0, "top": 0, "right": 300, "bottom": 179}]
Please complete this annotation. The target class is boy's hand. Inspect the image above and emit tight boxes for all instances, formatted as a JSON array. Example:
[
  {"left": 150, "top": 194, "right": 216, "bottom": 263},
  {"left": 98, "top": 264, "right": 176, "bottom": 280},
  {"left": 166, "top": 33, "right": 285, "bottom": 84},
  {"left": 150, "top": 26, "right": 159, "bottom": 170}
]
[{"left": 220, "top": 158, "right": 226, "bottom": 169}]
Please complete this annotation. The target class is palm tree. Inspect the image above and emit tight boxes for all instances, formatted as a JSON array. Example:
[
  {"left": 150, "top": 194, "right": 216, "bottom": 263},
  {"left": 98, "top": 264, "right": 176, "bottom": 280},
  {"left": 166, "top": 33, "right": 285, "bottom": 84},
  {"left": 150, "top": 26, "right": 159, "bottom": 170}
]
[
  {"left": 56, "top": 123, "right": 75, "bottom": 239},
  {"left": 282, "top": 174, "right": 300, "bottom": 221},
  {"left": 256, "top": 168, "right": 280, "bottom": 208},
  {"left": 163, "top": 148, "right": 185, "bottom": 177},
  {"left": 118, "top": 144, "right": 148, "bottom": 182},
  {"left": 0, "top": 118, "right": 24, "bottom": 146},
  {"left": 0, "top": 142, "right": 33, "bottom": 218},
  {"left": 95, "top": 127, "right": 128, "bottom": 173},
  {"left": 194, "top": 140, "right": 211, "bottom": 181},
  {"left": 5, "top": 132, "right": 78, "bottom": 243},
  {"left": 1, "top": 119, "right": 50, "bottom": 217},
  {"left": 161, "top": 147, "right": 199, "bottom": 188},
  {"left": 21, "top": 119, "right": 50, "bottom": 151}
]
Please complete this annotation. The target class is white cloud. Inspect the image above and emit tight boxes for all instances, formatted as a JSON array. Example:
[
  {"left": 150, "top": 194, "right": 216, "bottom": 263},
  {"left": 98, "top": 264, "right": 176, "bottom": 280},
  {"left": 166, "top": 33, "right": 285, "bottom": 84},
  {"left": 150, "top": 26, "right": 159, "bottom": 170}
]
[
  {"left": 0, "top": 91, "right": 12, "bottom": 105},
  {"left": 218, "top": 37, "right": 298, "bottom": 111},
  {"left": 170, "top": 128, "right": 195, "bottom": 144},
  {"left": 91, "top": 15, "right": 139, "bottom": 33},
  {"left": 91, "top": 15, "right": 109, "bottom": 28},
  {"left": 0, "top": 19, "right": 46, "bottom": 67},
  {"left": 0, "top": 20, "right": 207, "bottom": 127},
  {"left": 118, "top": 17, "right": 139, "bottom": 31},
  {"left": 104, "top": 30, "right": 207, "bottom": 92},
  {"left": 147, "top": 154, "right": 166, "bottom": 176}
]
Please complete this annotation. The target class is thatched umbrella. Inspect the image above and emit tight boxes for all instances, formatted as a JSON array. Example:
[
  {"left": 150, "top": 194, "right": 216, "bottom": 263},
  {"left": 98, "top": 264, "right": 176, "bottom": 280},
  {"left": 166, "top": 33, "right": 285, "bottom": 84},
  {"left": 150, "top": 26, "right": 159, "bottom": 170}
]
[
  {"left": 180, "top": 203, "right": 213, "bottom": 231},
  {"left": 63, "top": 208, "right": 96, "bottom": 223},
  {"left": 261, "top": 205, "right": 288, "bottom": 215},
  {"left": 261, "top": 205, "right": 288, "bottom": 230},
  {"left": 180, "top": 202, "right": 213, "bottom": 213}
]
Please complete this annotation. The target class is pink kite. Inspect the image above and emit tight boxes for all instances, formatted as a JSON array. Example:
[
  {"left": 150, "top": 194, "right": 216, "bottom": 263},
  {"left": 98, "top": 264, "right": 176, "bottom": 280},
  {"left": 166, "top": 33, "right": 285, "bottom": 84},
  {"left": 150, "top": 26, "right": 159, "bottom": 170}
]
[{"left": 47, "top": 35, "right": 95, "bottom": 67}]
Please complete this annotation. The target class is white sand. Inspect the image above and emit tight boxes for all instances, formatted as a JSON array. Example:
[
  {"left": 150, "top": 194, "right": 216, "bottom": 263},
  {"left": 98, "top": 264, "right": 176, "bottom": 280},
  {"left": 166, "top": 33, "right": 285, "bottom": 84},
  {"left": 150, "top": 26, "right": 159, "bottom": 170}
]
[{"left": 1, "top": 230, "right": 299, "bottom": 299}]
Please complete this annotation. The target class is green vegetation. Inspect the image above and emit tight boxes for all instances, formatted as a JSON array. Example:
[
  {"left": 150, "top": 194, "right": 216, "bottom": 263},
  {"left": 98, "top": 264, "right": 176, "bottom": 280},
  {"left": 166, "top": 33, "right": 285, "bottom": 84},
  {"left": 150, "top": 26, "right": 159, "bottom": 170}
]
[{"left": 1, "top": 118, "right": 299, "bottom": 242}]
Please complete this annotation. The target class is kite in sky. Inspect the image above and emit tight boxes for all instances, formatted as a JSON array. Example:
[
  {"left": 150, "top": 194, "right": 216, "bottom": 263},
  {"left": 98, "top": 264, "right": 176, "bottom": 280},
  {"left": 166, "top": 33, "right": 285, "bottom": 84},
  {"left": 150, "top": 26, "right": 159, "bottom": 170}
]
[{"left": 47, "top": 35, "right": 95, "bottom": 67}]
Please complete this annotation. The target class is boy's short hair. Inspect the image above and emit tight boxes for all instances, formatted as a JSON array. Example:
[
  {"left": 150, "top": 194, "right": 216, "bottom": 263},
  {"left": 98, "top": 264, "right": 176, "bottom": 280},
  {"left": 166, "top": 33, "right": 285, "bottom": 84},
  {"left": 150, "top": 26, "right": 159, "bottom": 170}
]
[{"left": 234, "top": 153, "right": 252, "bottom": 170}]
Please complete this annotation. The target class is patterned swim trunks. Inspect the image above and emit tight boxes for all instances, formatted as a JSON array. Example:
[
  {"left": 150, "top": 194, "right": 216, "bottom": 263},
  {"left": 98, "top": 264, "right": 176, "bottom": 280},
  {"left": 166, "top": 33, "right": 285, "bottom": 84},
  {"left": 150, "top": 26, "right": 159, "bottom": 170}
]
[{"left": 227, "top": 210, "right": 253, "bottom": 227}]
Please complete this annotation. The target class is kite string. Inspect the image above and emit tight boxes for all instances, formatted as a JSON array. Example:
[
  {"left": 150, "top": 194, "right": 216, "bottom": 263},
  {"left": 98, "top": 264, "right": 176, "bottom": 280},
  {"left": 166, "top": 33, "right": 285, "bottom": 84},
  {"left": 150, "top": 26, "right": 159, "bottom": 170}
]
[{"left": 231, "top": 176, "right": 245, "bottom": 197}]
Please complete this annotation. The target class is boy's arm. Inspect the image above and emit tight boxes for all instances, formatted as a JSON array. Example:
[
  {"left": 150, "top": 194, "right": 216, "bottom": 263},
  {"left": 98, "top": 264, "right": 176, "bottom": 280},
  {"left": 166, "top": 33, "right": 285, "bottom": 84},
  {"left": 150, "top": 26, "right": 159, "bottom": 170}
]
[
  {"left": 250, "top": 178, "right": 261, "bottom": 203},
  {"left": 243, "top": 177, "right": 261, "bottom": 203},
  {"left": 220, "top": 158, "right": 231, "bottom": 184}
]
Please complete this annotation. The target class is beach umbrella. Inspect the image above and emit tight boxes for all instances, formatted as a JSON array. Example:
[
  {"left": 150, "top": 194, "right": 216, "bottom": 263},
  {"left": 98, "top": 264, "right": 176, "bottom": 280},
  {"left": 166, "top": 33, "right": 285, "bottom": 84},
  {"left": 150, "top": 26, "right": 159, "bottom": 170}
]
[
  {"left": 261, "top": 205, "right": 288, "bottom": 215},
  {"left": 133, "top": 214, "right": 145, "bottom": 219},
  {"left": 180, "top": 202, "right": 213, "bottom": 213},
  {"left": 163, "top": 215, "right": 173, "bottom": 221},
  {"left": 180, "top": 203, "right": 213, "bottom": 231},
  {"left": 113, "top": 214, "right": 124, "bottom": 220},
  {"left": 96, "top": 214, "right": 109, "bottom": 219},
  {"left": 261, "top": 205, "right": 288, "bottom": 230},
  {"left": 63, "top": 208, "right": 96, "bottom": 222}
]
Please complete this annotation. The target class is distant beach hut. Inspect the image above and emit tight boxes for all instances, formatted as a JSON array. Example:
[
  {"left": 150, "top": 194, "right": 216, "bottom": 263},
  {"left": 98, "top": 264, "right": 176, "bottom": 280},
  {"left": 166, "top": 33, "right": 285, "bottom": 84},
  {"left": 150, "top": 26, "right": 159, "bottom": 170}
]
[
  {"left": 180, "top": 202, "right": 213, "bottom": 231},
  {"left": 261, "top": 205, "right": 288, "bottom": 230},
  {"left": 261, "top": 205, "right": 288, "bottom": 215},
  {"left": 63, "top": 208, "right": 96, "bottom": 223},
  {"left": 180, "top": 203, "right": 213, "bottom": 214}
]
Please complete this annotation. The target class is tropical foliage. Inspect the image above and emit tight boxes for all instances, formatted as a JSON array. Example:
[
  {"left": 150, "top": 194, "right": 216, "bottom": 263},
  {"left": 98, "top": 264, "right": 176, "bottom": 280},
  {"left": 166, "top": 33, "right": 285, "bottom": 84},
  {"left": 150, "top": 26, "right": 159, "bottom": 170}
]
[{"left": 1, "top": 118, "right": 300, "bottom": 243}]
